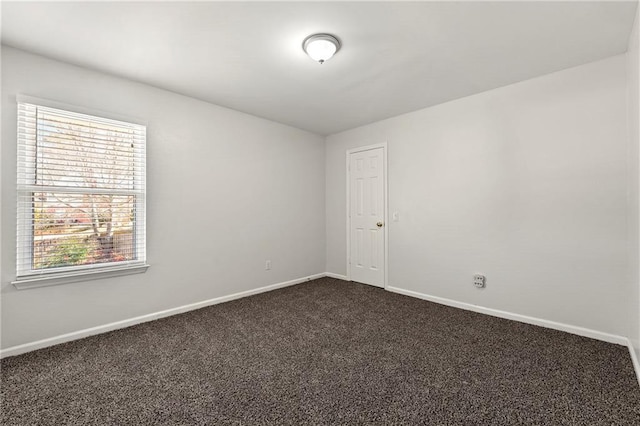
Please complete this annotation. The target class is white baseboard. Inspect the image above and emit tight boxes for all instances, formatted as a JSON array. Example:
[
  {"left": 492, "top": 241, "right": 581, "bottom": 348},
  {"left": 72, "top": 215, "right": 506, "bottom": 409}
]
[
  {"left": 628, "top": 339, "right": 640, "bottom": 387},
  {"left": 325, "top": 272, "right": 348, "bottom": 281},
  {"left": 0, "top": 273, "right": 325, "bottom": 359},
  {"left": 386, "top": 286, "right": 627, "bottom": 346},
  {"left": 2, "top": 275, "right": 630, "bottom": 361}
]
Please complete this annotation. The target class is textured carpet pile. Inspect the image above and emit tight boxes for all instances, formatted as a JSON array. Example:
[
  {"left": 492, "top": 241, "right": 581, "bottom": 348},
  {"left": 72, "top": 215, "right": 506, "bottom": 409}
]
[{"left": 2, "top": 278, "right": 639, "bottom": 425}]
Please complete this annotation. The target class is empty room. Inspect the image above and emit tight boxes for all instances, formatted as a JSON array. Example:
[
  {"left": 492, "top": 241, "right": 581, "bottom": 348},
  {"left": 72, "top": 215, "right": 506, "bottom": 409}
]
[{"left": 2, "top": 0, "right": 640, "bottom": 424}]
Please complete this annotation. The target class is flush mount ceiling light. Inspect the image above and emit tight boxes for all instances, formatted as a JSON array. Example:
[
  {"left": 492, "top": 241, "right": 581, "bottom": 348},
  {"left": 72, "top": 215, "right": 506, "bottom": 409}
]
[{"left": 303, "top": 33, "right": 341, "bottom": 64}]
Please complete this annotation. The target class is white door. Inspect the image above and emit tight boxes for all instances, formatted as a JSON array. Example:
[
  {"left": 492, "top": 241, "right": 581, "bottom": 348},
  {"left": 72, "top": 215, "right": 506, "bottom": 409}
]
[{"left": 348, "top": 147, "right": 385, "bottom": 288}]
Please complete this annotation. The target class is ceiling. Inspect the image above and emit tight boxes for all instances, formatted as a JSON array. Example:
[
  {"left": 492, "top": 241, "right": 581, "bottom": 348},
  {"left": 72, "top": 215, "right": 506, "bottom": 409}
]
[{"left": 2, "top": 1, "right": 637, "bottom": 136}]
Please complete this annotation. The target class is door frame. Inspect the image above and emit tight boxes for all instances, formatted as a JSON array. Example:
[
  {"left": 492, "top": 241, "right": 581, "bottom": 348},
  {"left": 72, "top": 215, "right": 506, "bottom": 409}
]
[{"left": 346, "top": 142, "right": 389, "bottom": 289}]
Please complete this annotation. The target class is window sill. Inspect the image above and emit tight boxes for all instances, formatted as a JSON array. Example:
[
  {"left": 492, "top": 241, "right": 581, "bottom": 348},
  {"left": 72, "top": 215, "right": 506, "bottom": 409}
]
[{"left": 11, "top": 264, "right": 150, "bottom": 290}]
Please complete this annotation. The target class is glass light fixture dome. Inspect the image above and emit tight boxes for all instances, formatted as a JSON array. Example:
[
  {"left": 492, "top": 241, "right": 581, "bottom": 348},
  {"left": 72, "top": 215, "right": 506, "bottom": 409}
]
[{"left": 303, "top": 34, "right": 341, "bottom": 64}]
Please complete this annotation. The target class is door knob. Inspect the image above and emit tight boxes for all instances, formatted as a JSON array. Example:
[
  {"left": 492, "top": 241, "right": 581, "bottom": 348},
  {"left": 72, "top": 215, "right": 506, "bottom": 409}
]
[{"left": 376, "top": 222, "right": 384, "bottom": 227}]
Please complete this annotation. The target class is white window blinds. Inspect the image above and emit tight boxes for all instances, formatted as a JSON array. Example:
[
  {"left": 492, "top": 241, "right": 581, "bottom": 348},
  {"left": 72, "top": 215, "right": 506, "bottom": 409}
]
[{"left": 16, "top": 100, "right": 146, "bottom": 279}]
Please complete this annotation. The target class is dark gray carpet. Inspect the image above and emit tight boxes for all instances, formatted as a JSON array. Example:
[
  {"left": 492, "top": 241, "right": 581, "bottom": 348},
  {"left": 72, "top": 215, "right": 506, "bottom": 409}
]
[{"left": 2, "top": 278, "right": 639, "bottom": 425}]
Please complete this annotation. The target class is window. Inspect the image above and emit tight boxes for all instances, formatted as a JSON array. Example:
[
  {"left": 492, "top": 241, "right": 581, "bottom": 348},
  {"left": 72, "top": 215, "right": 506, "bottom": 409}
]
[{"left": 16, "top": 99, "right": 147, "bottom": 286}]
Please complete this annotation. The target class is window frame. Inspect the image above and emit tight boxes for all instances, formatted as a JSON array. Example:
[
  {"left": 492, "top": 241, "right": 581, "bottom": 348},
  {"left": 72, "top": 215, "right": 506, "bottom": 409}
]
[{"left": 13, "top": 95, "right": 149, "bottom": 289}]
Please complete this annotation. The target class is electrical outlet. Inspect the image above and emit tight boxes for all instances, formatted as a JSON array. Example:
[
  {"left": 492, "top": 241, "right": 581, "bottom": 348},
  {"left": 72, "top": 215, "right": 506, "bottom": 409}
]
[
  {"left": 473, "top": 274, "right": 486, "bottom": 288},
  {"left": 265, "top": 260, "right": 272, "bottom": 270}
]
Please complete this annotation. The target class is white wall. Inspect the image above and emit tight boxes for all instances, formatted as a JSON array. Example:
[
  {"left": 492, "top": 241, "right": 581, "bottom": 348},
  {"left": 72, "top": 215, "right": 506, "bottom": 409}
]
[
  {"left": 326, "top": 55, "right": 629, "bottom": 337},
  {"left": 1, "top": 47, "right": 326, "bottom": 349},
  {"left": 1, "top": 43, "right": 634, "bottom": 352},
  {"left": 628, "top": 6, "right": 640, "bottom": 362}
]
